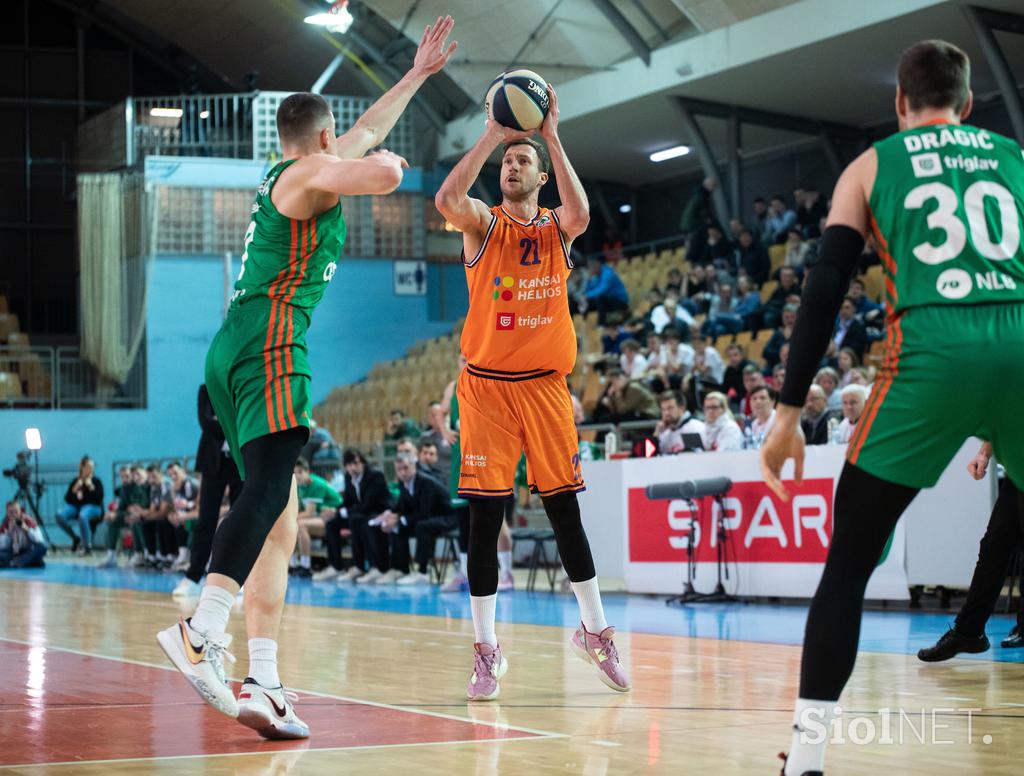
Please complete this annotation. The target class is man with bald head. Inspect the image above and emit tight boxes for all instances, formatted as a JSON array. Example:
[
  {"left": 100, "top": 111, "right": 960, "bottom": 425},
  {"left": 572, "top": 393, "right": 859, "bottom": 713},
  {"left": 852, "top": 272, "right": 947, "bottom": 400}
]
[{"left": 800, "top": 385, "right": 840, "bottom": 445}]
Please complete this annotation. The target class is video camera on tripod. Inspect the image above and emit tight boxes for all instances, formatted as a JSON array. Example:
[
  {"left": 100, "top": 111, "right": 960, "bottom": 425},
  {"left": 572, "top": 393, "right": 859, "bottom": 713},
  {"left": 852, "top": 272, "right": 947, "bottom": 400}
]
[
  {"left": 4, "top": 429, "right": 53, "bottom": 548},
  {"left": 3, "top": 450, "right": 33, "bottom": 490}
]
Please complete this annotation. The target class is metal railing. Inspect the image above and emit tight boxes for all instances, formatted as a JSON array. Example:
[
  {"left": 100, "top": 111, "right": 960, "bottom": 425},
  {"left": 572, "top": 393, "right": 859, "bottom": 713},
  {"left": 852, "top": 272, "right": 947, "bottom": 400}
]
[
  {"left": 132, "top": 94, "right": 256, "bottom": 161},
  {"left": 0, "top": 346, "right": 146, "bottom": 409}
]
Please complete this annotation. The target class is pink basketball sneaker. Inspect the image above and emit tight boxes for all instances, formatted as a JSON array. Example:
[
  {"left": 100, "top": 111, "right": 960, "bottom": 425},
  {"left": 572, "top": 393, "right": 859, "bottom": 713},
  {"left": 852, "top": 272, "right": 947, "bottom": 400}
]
[
  {"left": 466, "top": 642, "right": 508, "bottom": 701},
  {"left": 570, "top": 623, "right": 630, "bottom": 692}
]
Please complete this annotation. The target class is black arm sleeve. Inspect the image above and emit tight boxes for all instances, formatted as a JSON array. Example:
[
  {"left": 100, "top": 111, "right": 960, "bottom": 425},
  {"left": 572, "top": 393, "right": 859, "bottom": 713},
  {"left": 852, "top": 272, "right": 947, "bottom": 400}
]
[
  {"left": 779, "top": 225, "right": 865, "bottom": 408},
  {"left": 197, "top": 384, "right": 222, "bottom": 438}
]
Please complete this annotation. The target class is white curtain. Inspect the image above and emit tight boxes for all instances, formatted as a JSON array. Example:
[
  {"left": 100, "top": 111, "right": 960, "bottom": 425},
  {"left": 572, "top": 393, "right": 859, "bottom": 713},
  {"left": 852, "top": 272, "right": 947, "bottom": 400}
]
[{"left": 77, "top": 173, "right": 157, "bottom": 385}]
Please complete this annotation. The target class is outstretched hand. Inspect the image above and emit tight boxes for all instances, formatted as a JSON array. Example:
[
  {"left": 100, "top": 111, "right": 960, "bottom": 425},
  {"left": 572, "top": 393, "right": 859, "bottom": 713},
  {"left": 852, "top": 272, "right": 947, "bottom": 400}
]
[
  {"left": 759, "top": 417, "right": 806, "bottom": 502},
  {"left": 539, "top": 84, "right": 559, "bottom": 141},
  {"left": 412, "top": 15, "right": 457, "bottom": 76}
]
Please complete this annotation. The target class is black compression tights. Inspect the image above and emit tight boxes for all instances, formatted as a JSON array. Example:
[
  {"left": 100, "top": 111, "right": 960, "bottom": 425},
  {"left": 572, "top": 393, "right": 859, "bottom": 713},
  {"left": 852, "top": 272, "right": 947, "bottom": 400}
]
[
  {"left": 467, "top": 491, "right": 596, "bottom": 597},
  {"left": 799, "top": 463, "right": 918, "bottom": 701},
  {"left": 207, "top": 428, "right": 307, "bottom": 586}
]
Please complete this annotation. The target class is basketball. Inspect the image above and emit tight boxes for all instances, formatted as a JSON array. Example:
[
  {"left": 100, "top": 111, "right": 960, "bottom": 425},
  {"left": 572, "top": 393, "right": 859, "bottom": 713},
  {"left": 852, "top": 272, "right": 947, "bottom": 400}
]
[{"left": 485, "top": 69, "right": 549, "bottom": 131}]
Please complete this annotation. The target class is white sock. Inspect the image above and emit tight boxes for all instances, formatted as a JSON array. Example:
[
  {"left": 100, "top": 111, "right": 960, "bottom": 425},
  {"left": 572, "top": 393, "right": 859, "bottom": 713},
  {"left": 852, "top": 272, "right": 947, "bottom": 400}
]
[
  {"left": 248, "top": 637, "right": 280, "bottom": 688},
  {"left": 785, "top": 698, "right": 839, "bottom": 775},
  {"left": 497, "top": 550, "right": 512, "bottom": 576},
  {"left": 570, "top": 577, "right": 609, "bottom": 633},
  {"left": 105, "top": 549, "right": 115, "bottom": 561},
  {"left": 289, "top": 554, "right": 299, "bottom": 568},
  {"left": 459, "top": 552, "right": 468, "bottom": 577},
  {"left": 300, "top": 554, "right": 311, "bottom": 569},
  {"left": 189, "top": 584, "right": 236, "bottom": 635},
  {"left": 470, "top": 594, "right": 498, "bottom": 647}
]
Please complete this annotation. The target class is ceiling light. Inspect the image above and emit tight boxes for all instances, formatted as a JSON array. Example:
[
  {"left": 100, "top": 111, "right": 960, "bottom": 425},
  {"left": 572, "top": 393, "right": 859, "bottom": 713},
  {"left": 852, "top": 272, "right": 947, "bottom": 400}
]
[
  {"left": 150, "top": 107, "right": 182, "bottom": 118},
  {"left": 649, "top": 145, "right": 690, "bottom": 163},
  {"left": 199, "top": 110, "right": 210, "bottom": 119},
  {"left": 619, "top": 204, "right": 632, "bottom": 214},
  {"left": 305, "top": 0, "right": 354, "bottom": 34}
]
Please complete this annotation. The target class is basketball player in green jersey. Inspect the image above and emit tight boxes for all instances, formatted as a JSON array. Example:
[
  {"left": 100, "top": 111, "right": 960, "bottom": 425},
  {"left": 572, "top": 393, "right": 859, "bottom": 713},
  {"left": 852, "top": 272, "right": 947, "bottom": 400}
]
[
  {"left": 157, "top": 17, "right": 457, "bottom": 739},
  {"left": 761, "top": 40, "right": 1024, "bottom": 775}
]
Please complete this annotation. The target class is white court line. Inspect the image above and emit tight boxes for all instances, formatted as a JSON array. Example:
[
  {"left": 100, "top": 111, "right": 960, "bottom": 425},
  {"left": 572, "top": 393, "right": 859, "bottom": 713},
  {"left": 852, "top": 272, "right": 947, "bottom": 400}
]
[
  {"left": 591, "top": 740, "right": 622, "bottom": 747},
  {"left": 0, "top": 735, "right": 560, "bottom": 771},
  {"left": 0, "top": 636, "right": 565, "bottom": 740}
]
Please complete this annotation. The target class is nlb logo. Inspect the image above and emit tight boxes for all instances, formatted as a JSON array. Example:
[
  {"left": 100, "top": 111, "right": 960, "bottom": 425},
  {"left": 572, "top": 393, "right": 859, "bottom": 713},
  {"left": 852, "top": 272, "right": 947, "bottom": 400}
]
[
  {"left": 493, "top": 275, "right": 514, "bottom": 301},
  {"left": 496, "top": 312, "right": 516, "bottom": 331},
  {"left": 323, "top": 261, "right": 337, "bottom": 282}
]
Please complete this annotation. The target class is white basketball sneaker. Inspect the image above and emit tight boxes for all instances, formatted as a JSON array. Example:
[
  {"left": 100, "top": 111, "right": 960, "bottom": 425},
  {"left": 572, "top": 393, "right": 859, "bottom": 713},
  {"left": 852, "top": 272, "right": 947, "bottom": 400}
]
[
  {"left": 156, "top": 618, "right": 238, "bottom": 718},
  {"left": 172, "top": 577, "right": 202, "bottom": 598},
  {"left": 237, "top": 678, "right": 310, "bottom": 740}
]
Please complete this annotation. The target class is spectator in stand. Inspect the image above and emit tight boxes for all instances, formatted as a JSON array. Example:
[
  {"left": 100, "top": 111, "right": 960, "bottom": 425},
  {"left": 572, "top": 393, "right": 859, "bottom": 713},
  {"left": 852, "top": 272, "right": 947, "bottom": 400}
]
[
  {"left": 55, "top": 456, "right": 104, "bottom": 555},
  {"left": 737, "top": 365, "right": 766, "bottom": 419},
  {"left": 584, "top": 256, "right": 630, "bottom": 324},
  {"left": 131, "top": 464, "right": 178, "bottom": 569},
  {"left": 763, "top": 303, "right": 799, "bottom": 372},
  {"left": 290, "top": 457, "right": 342, "bottom": 579},
  {"left": 848, "top": 277, "right": 885, "bottom": 319},
  {"left": 690, "top": 335, "right": 725, "bottom": 386},
  {"left": 746, "top": 385, "right": 777, "bottom": 445},
  {"left": 734, "top": 274, "right": 763, "bottom": 330},
  {"left": 700, "top": 391, "right": 744, "bottom": 452},
  {"left": 771, "top": 363, "right": 787, "bottom": 391},
  {"left": 645, "top": 287, "right": 665, "bottom": 311},
  {"left": 849, "top": 366, "right": 873, "bottom": 388},
  {"left": 331, "top": 449, "right": 393, "bottom": 584},
  {"left": 703, "top": 282, "right": 744, "bottom": 337},
  {"left": 736, "top": 228, "right": 770, "bottom": 285},
  {"left": 166, "top": 462, "right": 198, "bottom": 571},
  {"left": 395, "top": 437, "right": 418, "bottom": 458},
  {"left": 301, "top": 419, "right": 340, "bottom": 467},
  {"left": 681, "top": 264, "right": 710, "bottom": 314},
  {"left": 619, "top": 339, "right": 649, "bottom": 380},
  {"left": 815, "top": 367, "right": 843, "bottom": 412},
  {"left": 98, "top": 467, "right": 133, "bottom": 569},
  {"left": 383, "top": 451, "right": 456, "bottom": 586},
  {"left": 721, "top": 344, "right": 756, "bottom": 405},
  {"left": 801, "top": 385, "right": 841, "bottom": 445},
  {"left": 830, "top": 295, "right": 869, "bottom": 362},
  {"left": 680, "top": 178, "right": 718, "bottom": 259},
  {"left": 0, "top": 500, "right": 47, "bottom": 568},
  {"left": 751, "top": 197, "right": 769, "bottom": 242},
  {"left": 796, "top": 186, "right": 827, "bottom": 237},
  {"left": 600, "top": 311, "right": 632, "bottom": 355},
  {"left": 697, "top": 223, "right": 734, "bottom": 268},
  {"left": 593, "top": 368, "right": 659, "bottom": 424},
  {"left": 647, "top": 327, "right": 694, "bottom": 393},
  {"left": 416, "top": 439, "right": 446, "bottom": 484},
  {"left": 122, "top": 465, "right": 152, "bottom": 567},
  {"left": 418, "top": 401, "right": 455, "bottom": 488},
  {"left": 665, "top": 267, "right": 683, "bottom": 295},
  {"left": 783, "top": 228, "right": 811, "bottom": 275},
  {"left": 763, "top": 194, "right": 797, "bottom": 245},
  {"left": 386, "top": 409, "right": 421, "bottom": 442},
  {"left": 836, "top": 347, "right": 860, "bottom": 387},
  {"left": 601, "top": 228, "right": 624, "bottom": 266},
  {"left": 655, "top": 390, "right": 705, "bottom": 455},
  {"left": 833, "top": 384, "right": 868, "bottom": 444},
  {"left": 858, "top": 232, "right": 883, "bottom": 273},
  {"left": 649, "top": 292, "right": 695, "bottom": 335},
  {"left": 762, "top": 266, "right": 801, "bottom": 329}
]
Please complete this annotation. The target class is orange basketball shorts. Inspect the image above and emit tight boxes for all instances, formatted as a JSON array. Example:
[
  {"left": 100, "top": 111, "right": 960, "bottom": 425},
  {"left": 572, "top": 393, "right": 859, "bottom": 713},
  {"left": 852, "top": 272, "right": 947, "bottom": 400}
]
[{"left": 456, "top": 365, "right": 585, "bottom": 500}]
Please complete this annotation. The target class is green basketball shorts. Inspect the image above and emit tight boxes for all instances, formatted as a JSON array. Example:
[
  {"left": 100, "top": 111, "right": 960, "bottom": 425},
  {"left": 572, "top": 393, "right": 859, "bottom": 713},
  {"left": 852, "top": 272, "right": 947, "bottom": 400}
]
[
  {"left": 847, "top": 302, "right": 1024, "bottom": 489},
  {"left": 204, "top": 297, "right": 312, "bottom": 479}
]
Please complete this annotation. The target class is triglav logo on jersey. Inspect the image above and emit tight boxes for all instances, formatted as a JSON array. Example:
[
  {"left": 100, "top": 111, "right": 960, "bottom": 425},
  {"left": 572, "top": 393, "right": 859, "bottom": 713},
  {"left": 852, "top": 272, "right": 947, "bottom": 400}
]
[
  {"left": 492, "top": 275, "right": 514, "bottom": 301},
  {"left": 495, "top": 312, "right": 516, "bottom": 331},
  {"left": 911, "top": 153, "right": 942, "bottom": 178}
]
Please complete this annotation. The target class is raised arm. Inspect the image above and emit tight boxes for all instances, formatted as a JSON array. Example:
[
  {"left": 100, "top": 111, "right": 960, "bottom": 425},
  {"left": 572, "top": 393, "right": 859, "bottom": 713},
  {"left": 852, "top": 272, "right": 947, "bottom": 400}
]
[
  {"left": 334, "top": 16, "right": 457, "bottom": 160},
  {"left": 434, "top": 123, "right": 504, "bottom": 236},
  {"left": 539, "top": 86, "right": 589, "bottom": 242},
  {"left": 307, "top": 150, "right": 408, "bottom": 197}
]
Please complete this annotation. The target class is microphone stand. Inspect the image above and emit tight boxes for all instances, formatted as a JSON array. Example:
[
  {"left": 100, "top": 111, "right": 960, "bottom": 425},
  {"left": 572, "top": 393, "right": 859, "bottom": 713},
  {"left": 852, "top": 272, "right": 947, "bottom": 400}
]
[
  {"left": 704, "top": 494, "right": 738, "bottom": 602},
  {"left": 667, "top": 498, "right": 709, "bottom": 606}
]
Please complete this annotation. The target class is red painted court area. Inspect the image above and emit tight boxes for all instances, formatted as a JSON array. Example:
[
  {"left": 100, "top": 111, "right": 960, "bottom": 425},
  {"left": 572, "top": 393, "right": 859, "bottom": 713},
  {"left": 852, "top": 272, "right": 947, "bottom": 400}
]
[{"left": 0, "top": 640, "right": 536, "bottom": 767}]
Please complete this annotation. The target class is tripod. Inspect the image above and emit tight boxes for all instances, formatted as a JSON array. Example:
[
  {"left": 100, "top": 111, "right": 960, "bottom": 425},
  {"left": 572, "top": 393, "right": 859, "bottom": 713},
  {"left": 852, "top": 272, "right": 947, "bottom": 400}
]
[
  {"left": 701, "top": 495, "right": 738, "bottom": 602},
  {"left": 667, "top": 499, "right": 707, "bottom": 605},
  {"left": 12, "top": 456, "right": 54, "bottom": 550},
  {"left": 666, "top": 495, "right": 738, "bottom": 606}
]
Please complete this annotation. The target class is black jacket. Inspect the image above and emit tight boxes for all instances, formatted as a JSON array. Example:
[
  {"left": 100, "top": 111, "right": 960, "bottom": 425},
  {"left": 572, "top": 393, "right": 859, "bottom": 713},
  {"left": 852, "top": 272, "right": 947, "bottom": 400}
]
[
  {"left": 802, "top": 410, "right": 842, "bottom": 446},
  {"left": 195, "top": 384, "right": 234, "bottom": 475},
  {"left": 833, "top": 318, "right": 868, "bottom": 361},
  {"left": 64, "top": 477, "right": 104, "bottom": 508},
  {"left": 394, "top": 473, "right": 454, "bottom": 531},
  {"left": 343, "top": 467, "right": 392, "bottom": 521},
  {"left": 738, "top": 243, "right": 771, "bottom": 285}
]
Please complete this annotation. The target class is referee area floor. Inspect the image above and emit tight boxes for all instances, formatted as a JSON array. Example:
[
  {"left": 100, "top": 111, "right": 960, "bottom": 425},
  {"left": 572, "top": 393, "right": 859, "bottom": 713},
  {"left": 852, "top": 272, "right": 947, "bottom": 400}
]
[{"left": 1, "top": 564, "right": 1021, "bottom": 774}]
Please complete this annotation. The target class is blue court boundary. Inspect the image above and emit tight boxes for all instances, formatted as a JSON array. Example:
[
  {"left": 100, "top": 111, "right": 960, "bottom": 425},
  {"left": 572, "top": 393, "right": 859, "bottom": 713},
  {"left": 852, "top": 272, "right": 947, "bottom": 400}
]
[{"left": 3, "top": 562, "right": 1022, "bottom": 663}]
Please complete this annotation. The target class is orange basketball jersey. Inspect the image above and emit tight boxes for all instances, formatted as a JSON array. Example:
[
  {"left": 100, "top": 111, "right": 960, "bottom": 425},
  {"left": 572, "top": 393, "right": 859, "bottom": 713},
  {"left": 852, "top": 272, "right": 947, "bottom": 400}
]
[{"left": 460, "top": 205, "right": 577, "bottom": 376}]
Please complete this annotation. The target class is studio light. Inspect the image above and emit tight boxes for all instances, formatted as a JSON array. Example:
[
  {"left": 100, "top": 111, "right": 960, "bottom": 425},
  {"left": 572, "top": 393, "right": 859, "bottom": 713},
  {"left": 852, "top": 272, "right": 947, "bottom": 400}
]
[
  {"left": 649, "top": 145, "right": 691, "bottom": 163},
  {"left": 305, "top": 0, "right": 354, "bottom": 34},
  {"left": 25, "top": 428, "right": 41, "bottom": 451}
]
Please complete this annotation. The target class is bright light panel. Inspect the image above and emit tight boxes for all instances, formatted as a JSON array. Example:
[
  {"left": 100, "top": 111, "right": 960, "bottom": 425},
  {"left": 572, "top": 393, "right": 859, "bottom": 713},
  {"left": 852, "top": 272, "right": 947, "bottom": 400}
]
[
  {"left": 150, "top": 107, "right": 183, "bottom": 118},
  {"left": 619, "top": 204, "right": 632, "bottom": 214},
  {"left": 304, "top": 9, "right": 354, "bottom": 34},
  {"left": 199, "top": 110, "right": 210, "bottom": 119},
  {"left": 25, "top": 428, "right": 41, "bottom": 451},
  {"left": 649, "top": 145, "right": 690, "bottom": 163}
]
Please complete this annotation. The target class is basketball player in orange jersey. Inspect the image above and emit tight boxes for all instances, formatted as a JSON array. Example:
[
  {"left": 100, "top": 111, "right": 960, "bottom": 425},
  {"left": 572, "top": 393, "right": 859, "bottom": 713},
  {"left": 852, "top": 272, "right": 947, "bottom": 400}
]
[{"left": 435, "top": 86, "right": 630, "bottom": 700}]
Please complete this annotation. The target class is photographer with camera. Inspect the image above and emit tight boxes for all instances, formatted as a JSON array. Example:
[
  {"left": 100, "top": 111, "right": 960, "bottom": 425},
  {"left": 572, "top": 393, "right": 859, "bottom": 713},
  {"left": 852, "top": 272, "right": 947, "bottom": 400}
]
[
  {"left": 0, "top": 500, "right": 46, "bottom": 568},
  {"left": 54, "top": 456, "right": 104, "bottom": 555}
]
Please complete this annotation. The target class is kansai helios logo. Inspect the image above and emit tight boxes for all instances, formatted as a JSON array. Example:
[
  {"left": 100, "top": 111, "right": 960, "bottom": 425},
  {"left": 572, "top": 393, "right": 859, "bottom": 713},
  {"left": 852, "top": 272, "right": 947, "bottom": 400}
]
[
  {"left": 496, "top": 312, "right": 515, "bottom": 331},
  {"left": 493, "top": 275, "right": 514, "bottom": 302}
]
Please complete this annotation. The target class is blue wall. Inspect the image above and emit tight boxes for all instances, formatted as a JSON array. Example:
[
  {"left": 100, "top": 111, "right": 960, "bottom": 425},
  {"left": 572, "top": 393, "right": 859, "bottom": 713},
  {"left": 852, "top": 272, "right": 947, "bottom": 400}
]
[{"left": 0, "top": 254, "right": 457, "bottom": 501}]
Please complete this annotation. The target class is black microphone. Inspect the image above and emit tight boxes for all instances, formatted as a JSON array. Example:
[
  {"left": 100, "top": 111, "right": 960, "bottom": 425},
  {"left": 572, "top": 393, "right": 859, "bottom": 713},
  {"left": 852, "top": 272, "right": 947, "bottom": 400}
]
[{"left": 645, "top": 477, "right": 732, "bottom": 501}]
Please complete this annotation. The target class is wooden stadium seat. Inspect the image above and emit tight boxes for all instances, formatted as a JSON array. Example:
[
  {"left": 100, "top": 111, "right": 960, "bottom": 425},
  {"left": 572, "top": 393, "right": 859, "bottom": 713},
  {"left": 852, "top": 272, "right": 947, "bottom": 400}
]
[
  {"left": 863, "top": 266, "right": 885, "bottom": 303},
  {"left": 866, "top": 338, "right": 886, "bottom": 367},
  {"left": 0, "top": 372, "right": 22, "bottom": 400},
  {"left": 0, "top": 313, "right": 18, "bottom": 341},
  {"left": 769, "top": 244, "right": 786, "bottom": 276},
  {"left": 7, "top": 332, "right": 29, "bottom": 352},
  {"left": 747, "top": 329, "right": 775, "bottom": 364},
  {"left": 735, "top": 331, "right": 753, "bottom": 350},
  {"left": 759, "top": 280, "right": 778, "bottom": 303},
  {"left": 0, "top": 296, "right": 7, "bottom": 314},
  {"left": 713, "top": 334, "right": 734, "bottom": 356}
]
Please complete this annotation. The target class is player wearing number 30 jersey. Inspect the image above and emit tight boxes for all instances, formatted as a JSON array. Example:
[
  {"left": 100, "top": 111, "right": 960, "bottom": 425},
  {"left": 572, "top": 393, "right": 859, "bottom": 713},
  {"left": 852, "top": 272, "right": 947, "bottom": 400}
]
[{"left": 761, "top": 40, "right": 1024, "bottom": 776}]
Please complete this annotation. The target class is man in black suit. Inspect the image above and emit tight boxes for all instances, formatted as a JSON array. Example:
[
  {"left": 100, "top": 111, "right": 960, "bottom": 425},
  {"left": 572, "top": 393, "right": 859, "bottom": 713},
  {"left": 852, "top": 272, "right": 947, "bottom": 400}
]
[
  {"left": 330, "top": 449, "right": 392, "bottom": 584},
  {"left": 379, "top": 452, "right": 456, "bottom": 586},
  {"left": 173, "top": 384, "right": 243, "bottom": 598},
  {"left": 800, "top": 385, "right": 841, "bottom": 446},
  {"left": 831, "top": 296, "right": 868, "bottom": 361}
]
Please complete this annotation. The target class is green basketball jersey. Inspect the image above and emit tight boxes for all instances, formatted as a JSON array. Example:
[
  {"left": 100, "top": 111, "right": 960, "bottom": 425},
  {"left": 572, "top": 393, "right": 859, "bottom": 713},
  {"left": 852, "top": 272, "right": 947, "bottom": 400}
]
[
  {"left": 869, "top": 122, "right": 1024, "bottom": 313},
  {"left": 230, "top": 159, "right": 347, "bottom": 322}
]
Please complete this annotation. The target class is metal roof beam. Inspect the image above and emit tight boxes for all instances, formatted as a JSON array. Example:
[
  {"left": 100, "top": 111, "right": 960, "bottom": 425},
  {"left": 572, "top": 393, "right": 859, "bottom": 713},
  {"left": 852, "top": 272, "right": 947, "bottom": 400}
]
[
  {"left": 673, "top": 96, "right": 865, "bottom": 141},
  {"left": 590, "top": 0, "right": 651, "bottom": 66}
]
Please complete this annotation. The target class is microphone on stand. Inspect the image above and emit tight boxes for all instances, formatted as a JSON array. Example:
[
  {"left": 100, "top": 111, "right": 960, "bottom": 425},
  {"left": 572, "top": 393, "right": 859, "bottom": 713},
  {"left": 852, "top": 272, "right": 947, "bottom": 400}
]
[{"left": 645, "top": 477, "right": 732, "bottom": 501}]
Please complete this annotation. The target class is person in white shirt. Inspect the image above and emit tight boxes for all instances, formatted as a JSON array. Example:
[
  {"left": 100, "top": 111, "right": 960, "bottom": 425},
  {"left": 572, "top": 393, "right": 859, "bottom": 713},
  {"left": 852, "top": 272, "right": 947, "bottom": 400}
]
[
  {"left": 649, "top": 293, "right": 695, "bottom": 334},
  {"left": 654, "top": 390, "right": 706, "bottom": 455},
  {"left": 690, "top": 335, "right": 725, "bottom": 385},
  {"left": 746, "top": 385, "right": 778, "bottom": 445},
  {"left": 619, "top": 339, "right": 649, "bottom": 380},
  {"left": 700, "top": 391, "right": 744, "bottom": 452},
  {"left": 833, "top": 384, "right": 868, "bottom": 444}
]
